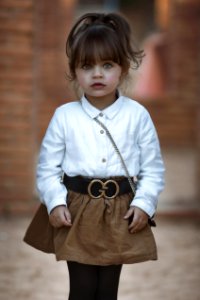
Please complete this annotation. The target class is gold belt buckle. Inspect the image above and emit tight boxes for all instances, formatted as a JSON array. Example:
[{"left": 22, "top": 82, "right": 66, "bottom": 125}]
[{"left": 88, "top": 179, "right": 120, "bottom": 199}]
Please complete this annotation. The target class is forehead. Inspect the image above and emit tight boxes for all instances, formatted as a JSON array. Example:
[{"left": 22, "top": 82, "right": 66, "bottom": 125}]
[{"left": 74, "top": 27, "right": 121, "bottom": 65}]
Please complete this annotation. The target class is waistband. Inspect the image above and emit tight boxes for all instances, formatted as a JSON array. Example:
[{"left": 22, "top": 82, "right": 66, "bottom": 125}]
[{"left": 63, "top": 174, "right": 134, "bottom": 199}]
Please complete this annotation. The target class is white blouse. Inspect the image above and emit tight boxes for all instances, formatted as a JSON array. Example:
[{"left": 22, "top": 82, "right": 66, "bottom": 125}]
[{"left": 37, "top": 95, "right": 165, "bottom": 217}]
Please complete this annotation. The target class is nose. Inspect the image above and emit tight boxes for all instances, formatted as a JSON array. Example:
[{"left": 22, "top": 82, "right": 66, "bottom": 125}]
[{"left": 92, "top": 65, "right": 103, "bottom": 77}]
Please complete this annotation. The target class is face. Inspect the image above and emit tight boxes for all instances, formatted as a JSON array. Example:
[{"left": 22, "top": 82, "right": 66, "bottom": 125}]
[{"left": 75, "top": 61, "right": 123, "bottom": 108}]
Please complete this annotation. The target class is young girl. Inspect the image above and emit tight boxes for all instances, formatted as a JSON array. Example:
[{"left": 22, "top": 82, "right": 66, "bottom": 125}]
[{"left": 24, "top": 12, "right": 165, "bottom": 300}]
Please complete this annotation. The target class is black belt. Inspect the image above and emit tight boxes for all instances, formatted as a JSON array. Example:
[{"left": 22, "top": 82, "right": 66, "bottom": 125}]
[
  {"left": 63, "top": 174, "right": 133, "bottom": 199},
  {"left": 63, "top": 174, "right": 156, "bottom": 227}
]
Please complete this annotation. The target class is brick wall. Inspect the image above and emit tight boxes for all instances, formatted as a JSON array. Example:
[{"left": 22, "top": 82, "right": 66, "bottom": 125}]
[
  {"left": 168, "top": 0, "right": 200, "bottom": 106},
  {"left": 0, "top": 0, "right": 35, "bottom": 213},
  {"left": 0, "top": 0, "right": 77, "bottom": 214},
  {"left": 151, "top": 0, "right": 200, "bottom": 212},
  {"left": 34, "top": 1, "right": 76, "bottom": 143},
  {"left": 139, "top": 0, "right": 200, "bottom": 148},
  {"left": 129, "top": 0, "right": 200, "bottom": 212}
]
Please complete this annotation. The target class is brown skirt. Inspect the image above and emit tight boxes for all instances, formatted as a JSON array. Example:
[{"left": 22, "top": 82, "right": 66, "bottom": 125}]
[{"left": 24, "top": 191, "right": 157, "bottom": 265}]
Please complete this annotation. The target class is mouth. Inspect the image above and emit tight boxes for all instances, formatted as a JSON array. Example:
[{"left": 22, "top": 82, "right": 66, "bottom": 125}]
[{"left": 91, "top": 83, "right": 106, "bottom": 88}]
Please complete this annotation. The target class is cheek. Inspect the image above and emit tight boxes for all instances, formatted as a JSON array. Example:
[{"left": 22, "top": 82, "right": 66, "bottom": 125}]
[
  {"left": 76, "top": 73, "right": 87, "bottom": 87},
  {"left": 107, "top": 73, "right": 121, "bottom": 85}
]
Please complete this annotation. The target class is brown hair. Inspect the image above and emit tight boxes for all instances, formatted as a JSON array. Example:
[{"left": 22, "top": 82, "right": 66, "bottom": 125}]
[{"left": 66, "top": 12, "right": 144, "bottom": 80}]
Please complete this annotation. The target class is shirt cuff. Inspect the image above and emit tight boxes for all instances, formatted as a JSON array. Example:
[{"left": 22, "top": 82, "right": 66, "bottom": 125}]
[
  {"left": 129, "top": 198, "right": 156, "bottom": 218},
  {"left": 47, "top": 198, "right": 67, "bottom": 215}
]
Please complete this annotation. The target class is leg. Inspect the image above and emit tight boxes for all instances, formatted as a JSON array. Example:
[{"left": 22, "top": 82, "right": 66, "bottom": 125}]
[
  {"left": 95, "top": 264, "right": 122, "bottom": 300},
  {"left": 67, "top": 261, "right": 98, "bottom": 300}
]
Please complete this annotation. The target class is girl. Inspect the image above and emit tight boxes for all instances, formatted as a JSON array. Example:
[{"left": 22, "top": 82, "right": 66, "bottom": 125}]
[{"left": 24, "top": 12, "right": 165, "bottom": 300}]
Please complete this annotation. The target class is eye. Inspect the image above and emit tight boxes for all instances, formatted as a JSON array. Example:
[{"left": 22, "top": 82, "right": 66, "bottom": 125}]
[
  {"left": 103, "top": 62, "right": 113, "bottom": 69},
  {"left": 82, "top": 64, "right": 91, "bottom": 70}
]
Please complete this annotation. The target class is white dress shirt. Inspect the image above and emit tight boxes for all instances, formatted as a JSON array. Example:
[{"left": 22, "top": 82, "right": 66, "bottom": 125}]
[{"left": 37, "top": 95, "right": 165, "bottom": 217}]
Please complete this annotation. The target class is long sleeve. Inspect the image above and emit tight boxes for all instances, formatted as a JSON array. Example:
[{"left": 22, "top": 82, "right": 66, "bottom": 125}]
[
  {"left": 36, "top": 109, "right": 67, "bottom": 214},
  {"left": 130, "top": 109, "right": 165, "bottom": 217},
  {"left": 36, "top": 97, "right": 165, "bottom": 216}
]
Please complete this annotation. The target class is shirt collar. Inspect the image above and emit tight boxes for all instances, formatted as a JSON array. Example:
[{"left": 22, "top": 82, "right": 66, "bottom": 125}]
[{"left": 81, "top": 93, "right": 124, "bottom": 120}]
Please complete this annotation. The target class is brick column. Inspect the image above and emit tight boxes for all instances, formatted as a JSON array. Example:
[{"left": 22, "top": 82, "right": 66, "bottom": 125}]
[
  {"left": 35, "top": 0, "right": 77, "bottom": 142},
  {"left": 169, "top": 0, "right": 200, "bottom": 204},
  {"left": 157, "top": 0, "right": 200, "bottom": 213},
  {"left": 168, "top": 0, "right": 200, "bottom": 105},
  {"left": 0, "top": 0, "right": 35, "bottom": 213},
  {"left": 0, "top": 0, "right": 77, "bottom": 214},
  {"left": 137, "top": 0, "right": 200, "bottom": 213}
]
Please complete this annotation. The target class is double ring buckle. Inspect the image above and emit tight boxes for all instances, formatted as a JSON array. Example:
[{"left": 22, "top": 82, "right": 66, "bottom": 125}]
[{"left": 88, "top": 179, "right": 119, "bottom": 199}]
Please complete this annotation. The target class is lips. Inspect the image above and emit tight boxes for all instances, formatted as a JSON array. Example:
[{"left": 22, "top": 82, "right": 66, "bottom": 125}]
[{"left": 91, "top": 83, "right": 106, "bottom": 88}]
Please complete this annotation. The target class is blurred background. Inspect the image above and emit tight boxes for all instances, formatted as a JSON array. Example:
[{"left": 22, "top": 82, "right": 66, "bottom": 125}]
[
  {"left": 0, "top": 0, "right": 200, "bottom": 215},
  {"left": 0, "top": 0, "right": 200, "bottom": 299}
]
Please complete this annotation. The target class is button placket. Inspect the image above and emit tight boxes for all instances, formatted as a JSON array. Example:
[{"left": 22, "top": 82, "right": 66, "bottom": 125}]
[
  {"left": 101, "top": 129, "right": 106, "bottom": 163},
  {"left": 95, "top": 114, "right": 108, "bottom": 169}
]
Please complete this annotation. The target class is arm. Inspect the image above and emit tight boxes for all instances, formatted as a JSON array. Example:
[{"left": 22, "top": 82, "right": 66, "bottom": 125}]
[
  {"left": 36, "top": 108, "right": 68, "bottom": 215},
  {"left": 124, "top": 109, "right": 165, "bottom": 232}
]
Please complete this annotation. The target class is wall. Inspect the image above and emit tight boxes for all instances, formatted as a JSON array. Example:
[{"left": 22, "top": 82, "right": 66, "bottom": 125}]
[
  {"left": 0, "top": 0, "right": 77, "bottom": 214},
  {"left": 147, "top": 0, "right": 200, "bottom": 213},
  {"left": 0, "top": 0, "right": 35, "bottom": 213}
]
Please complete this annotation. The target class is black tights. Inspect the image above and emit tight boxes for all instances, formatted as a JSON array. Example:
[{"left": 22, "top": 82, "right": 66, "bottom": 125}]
[{"left": 67, "top": 261, "right": 122, "bottom": 300}]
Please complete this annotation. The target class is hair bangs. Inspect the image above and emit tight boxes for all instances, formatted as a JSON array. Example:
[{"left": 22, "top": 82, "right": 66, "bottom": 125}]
[{"left": 75, "top": 27, "right": 122, "bottom": 67}]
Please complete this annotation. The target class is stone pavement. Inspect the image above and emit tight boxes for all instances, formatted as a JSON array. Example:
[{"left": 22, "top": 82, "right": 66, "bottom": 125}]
[{"left": 0, "top": 216, "right": 199, "bottom": 300}]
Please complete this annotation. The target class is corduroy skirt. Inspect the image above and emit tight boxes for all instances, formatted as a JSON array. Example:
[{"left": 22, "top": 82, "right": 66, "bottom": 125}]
[{"left": 24, "top": 190, "right": 157, "bottom": 265}]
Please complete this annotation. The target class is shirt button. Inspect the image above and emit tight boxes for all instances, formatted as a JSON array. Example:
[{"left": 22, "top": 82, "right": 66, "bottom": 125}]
[
  {"left": 102, "top": 158, "right": 106, "bottom": 163},
  {"left": 100, "top": 130, "right": 104, "bottom": 134}
]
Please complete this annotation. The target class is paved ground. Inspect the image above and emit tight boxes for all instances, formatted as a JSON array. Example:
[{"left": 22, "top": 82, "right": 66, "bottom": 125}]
[{"left": 0, "top": 215, "right": 199, "bottom": 300}]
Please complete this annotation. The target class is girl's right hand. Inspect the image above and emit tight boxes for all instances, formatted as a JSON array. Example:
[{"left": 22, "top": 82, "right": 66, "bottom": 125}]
[{"left": 49, "top": 205, "right": 72, "bottom": 228}]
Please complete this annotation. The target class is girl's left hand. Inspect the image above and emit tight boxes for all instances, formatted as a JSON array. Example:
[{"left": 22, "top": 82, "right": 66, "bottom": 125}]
[{"left": 124, "top": 206, "right": 149, "bottom": 233}]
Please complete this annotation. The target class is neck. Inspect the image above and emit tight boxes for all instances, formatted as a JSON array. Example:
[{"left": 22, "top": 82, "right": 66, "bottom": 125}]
[{"left": 85, "top": 91, "right": 119, "bottom": 110}]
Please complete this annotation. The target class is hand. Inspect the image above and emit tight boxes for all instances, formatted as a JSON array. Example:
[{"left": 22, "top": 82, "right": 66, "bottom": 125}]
[
  {"left": 124, "top": 206, "right": 148, "bottom": 234},
  {"left": 49, "top": 205, "right": 72, "bottom": 228}
]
